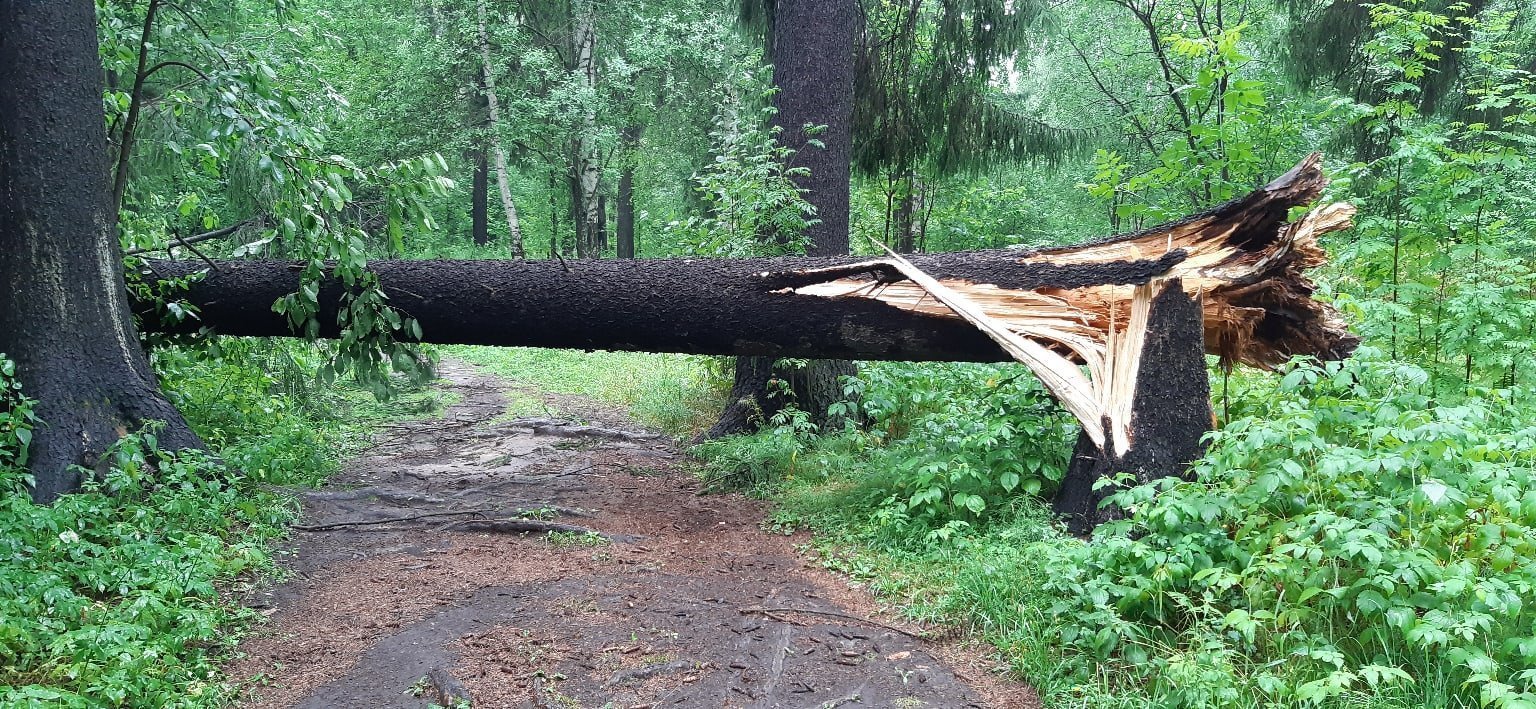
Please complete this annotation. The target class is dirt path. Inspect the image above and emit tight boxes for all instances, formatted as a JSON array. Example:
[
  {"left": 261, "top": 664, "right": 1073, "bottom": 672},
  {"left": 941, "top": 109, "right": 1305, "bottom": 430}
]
[{"left": 230, "top": 359, "right": 1038, "bottom": 708}]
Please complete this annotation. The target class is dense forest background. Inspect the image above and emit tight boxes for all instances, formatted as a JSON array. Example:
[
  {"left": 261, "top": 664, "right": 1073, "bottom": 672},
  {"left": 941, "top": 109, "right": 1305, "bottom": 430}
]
[{"left": 3, "top": 0, "right": 1536, "bottom": 706}]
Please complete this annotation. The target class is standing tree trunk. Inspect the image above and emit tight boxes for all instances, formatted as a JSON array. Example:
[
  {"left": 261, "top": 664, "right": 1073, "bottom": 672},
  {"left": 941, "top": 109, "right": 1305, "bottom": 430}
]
[
  {"left": 470, "top": 147, "right": 490, "bottom": 246},
  {"left": 477, "top": 0, "right": 526, "bottom": 258},
  {"left": 570, "top": 0, "right": 603, "bottom": 259},
  {"left": 0, "top": 0, "right": 202, "bottom": 502},
  {"left": 616, "top": 123, "right": 643, "bottom": 259},
  {"left": 893, "top": 171, "right": 925, "bottom": 254},
  {"left": 617, "top": 165, "right": 636, "bottom": 258},
  {"left": 1052, "top": 281, "right": 1213, "bottom": 534},
  {"left": 712, "top": 0, "right": 861, "bottom": 438}
]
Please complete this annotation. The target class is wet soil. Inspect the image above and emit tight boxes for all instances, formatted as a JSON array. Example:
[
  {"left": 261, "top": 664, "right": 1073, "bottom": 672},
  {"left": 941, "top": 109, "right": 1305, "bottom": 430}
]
[{"left": 229, "top": 359, "right": 1038, "bottom": 708}]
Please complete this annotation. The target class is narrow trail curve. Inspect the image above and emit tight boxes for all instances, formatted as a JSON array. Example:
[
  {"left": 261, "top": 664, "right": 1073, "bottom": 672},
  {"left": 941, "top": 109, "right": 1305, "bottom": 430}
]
[{"left": 229, "top": 359, "right": 1039, "bottom": 708}]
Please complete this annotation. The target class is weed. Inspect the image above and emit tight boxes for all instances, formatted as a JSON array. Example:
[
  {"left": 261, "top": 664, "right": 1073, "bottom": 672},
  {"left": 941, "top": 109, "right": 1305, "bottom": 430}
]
[{"left": 547, "top": 531, "right": 609, "bottom": 549}]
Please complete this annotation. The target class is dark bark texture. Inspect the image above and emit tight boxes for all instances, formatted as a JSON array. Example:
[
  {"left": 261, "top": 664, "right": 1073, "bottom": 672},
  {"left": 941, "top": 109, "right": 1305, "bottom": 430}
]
[
  {"left": 1, "top": 0, "right": 201, "bottom": 502},
  {"left": 471, "top": 148, "right": 490, "bottom": 246},
  {"left": 143, "top": 250, "right": 1178, "bottom": 359},
  {"left": 1051, "top": 280, "right": 1213, "bottom": 533},
  {"left": 719, "top": 0, "right": 861, "bottom": 438},
  {"left": 617, "top": 166, "right": 635, "bottom": 259},
  {"left": 771, "top": 0, "right": 856, "bottom": 254}
]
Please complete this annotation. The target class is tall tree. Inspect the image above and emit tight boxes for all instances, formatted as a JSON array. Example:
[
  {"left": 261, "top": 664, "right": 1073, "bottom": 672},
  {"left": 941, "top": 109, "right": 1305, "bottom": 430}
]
[
  {"left": 707, "top": 0, "right": 860, "bottom": 438},
  {"left": 0, "top": 0, "right": 201, "bottom": 501},
  {"left": 854, "top": 0, "right": 1072, "bottom": 252},
  {"left": 477, "top": 0, "right": 527, "bottom": 257}
]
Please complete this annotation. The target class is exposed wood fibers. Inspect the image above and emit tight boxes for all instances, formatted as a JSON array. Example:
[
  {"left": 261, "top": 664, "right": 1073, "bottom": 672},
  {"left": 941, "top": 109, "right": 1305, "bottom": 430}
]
[{"left": 769, "top": 155, "right": 1357, "bottom": 454}]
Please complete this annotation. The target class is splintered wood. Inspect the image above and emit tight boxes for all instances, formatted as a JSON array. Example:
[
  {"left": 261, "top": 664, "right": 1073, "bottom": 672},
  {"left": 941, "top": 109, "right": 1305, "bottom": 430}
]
[{"left": 767, "top": 155, "right": 1358, "bottom": 455}]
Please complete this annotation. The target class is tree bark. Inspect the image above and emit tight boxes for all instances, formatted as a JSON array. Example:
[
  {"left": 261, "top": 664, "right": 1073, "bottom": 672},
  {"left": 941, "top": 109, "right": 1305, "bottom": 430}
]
[
  {"left": 596, "top": 193, "right": 608, "bottom": 255},
  {"left": 570, "top": 0, "right": 603, "bottom": 259},
  {"left": 616, "top": 124, "right": 643, "bottom": 259},
  {"left": 1051, "top": 279, "right": 1213, "bottom": 533},
  {"left": 143, "top": 251, "right": 1118, "bottom": 360},
  {"left": 716, "top": 0, "right": 862, "bottom": 438},
  {"left": 617, "top": 165, "right": 636, "bottom": 258},
  {"left": 471, "top": 147, "right": 490, "bottom": 246},
  {"left": 477, "top": 0, "right": 526, "bottom": 258},
  {"left": 1, "top": 0, "right": 202, "bottom": 502},
  {"left": 771, "top": 0, "right": 855, "bottom": 253},
  {"left": 893, "top": 172, "right": 925, "bottom": 254}
]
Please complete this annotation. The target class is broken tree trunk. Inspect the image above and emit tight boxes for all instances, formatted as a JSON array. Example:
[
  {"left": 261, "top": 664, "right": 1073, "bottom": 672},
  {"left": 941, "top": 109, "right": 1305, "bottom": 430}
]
[
  {"left": 1050, "top": 278, "right": 1212, "bottom": 533},
  {"left": 139, "top": 155, "right": 1356, "bottom": 523},
  {"left": 141, "top": 155, "right": 1354, "bottom": 370}
]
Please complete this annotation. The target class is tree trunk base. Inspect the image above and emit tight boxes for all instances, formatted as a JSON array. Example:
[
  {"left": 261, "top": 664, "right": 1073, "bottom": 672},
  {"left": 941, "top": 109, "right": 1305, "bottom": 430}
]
[
  {"left": 699, "top": 357, "right": 858, "bottom": 441},
  {"left": 1051, "top": 280, "right": 1213, "bottom": 534}
]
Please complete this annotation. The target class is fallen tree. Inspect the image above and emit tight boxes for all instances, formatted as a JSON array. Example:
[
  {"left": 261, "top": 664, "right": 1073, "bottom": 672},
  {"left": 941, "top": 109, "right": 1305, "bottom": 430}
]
[{"left": 139, "top": 154, "right": 1357, "bottom": 529}]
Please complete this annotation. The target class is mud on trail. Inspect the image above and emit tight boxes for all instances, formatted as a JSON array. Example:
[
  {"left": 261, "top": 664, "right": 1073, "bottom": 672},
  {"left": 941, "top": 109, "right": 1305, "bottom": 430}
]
[{"left": 229, "top": 359, "right": 1038, "bottom": 709}]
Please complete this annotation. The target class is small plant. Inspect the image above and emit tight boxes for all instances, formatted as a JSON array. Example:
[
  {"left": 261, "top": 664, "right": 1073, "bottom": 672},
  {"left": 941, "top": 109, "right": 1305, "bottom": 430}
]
[{"left": 547, "top": 530, "right": 608, "bottom": 549}]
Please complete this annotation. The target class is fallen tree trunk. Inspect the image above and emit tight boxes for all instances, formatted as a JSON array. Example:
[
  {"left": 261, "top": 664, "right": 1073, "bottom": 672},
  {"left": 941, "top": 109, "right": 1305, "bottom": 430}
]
[
  {"left": 139, "top": 245, "right": 1189, "bottom": 362},
  {"left": 138, "top": 155, "right": 1357, "bottom": 528},
  {"left": 139, "top": 156, "right": 1355, "bottom": 368}
]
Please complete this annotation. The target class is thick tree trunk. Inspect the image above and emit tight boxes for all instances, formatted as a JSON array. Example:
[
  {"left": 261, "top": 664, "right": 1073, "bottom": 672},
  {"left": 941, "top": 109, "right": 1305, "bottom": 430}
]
[
  {"left": 477, "top": 0, "right": 526, "bottom": 258},
  {"left": 1051, "top": 279, "right": 1213, "bottom": 533},
  {"left": 1, "top": 0, "right": 201, "bottom": 502},
  {"left": 717, "top": 0, "right": 862, "bottom": 438},
  {"left": 596, "top": 194, "right": 608, "bottom": 254},
  {"left": 893, "top": 172, "right": 925, "bottom": 254},
  {"left": 471, "top": 147, "right": 490, "bottom": 246},
  {"left": 143, "top": 251, "right": 1116, "bottom": 360},
  {"left": 771, "top": 0, "right": 855, "bottom": 252},
  {"left": 616, "top": 124, "right": 643, "bottom": 259}
]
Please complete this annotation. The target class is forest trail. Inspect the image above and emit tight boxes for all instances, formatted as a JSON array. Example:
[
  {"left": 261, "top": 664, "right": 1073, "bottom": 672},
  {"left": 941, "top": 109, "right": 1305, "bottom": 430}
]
[{"left": 229, "top": 359, "right": 1038, "bottom": 709}]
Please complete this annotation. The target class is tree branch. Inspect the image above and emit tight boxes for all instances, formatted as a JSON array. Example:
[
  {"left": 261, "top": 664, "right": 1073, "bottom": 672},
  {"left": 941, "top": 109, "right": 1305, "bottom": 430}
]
[
  {"left": 112, "top": 0, "right": 163, "bottom": 223},
  {"left": 124, "top": 218, "right": 257, "bottom": 256}
]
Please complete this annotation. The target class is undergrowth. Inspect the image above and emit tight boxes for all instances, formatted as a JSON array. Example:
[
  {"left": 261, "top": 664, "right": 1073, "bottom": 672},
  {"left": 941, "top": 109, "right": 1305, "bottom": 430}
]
[
  {"left": 0, "top": 340, "right": 440, "bottom": 707},
  {"left": 696, "top": 355, "right": 1536, "bottom": 708}
]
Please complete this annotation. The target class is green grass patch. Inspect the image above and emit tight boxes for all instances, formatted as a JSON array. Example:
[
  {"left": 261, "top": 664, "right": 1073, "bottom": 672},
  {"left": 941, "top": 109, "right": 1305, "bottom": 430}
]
[{"left": 446, "top": 346, "right": 725, "bottom": 438}]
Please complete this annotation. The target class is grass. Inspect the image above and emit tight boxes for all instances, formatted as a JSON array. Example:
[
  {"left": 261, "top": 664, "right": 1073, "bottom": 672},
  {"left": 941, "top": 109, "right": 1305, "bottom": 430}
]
[{"left": 445, "top": 346, "right": 726, "bottom": 438}]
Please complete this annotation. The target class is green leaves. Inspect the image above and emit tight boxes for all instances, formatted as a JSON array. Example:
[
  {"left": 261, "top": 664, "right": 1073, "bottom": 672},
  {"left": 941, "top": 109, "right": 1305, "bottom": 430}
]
[{"left": 1048, "top": 355, "right": 1536, "bottom": 706}]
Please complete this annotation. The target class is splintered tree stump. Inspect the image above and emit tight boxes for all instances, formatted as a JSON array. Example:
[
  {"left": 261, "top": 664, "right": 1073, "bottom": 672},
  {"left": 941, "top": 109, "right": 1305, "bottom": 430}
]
[{"left": 1051, "top": 279, "right": 1213, "bottom": 533}]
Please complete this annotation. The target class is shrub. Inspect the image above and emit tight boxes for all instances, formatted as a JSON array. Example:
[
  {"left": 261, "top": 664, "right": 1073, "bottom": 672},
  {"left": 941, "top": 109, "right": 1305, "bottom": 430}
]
[{"left": 1050, "top": 353, "right": 1536, "bottom": 707}]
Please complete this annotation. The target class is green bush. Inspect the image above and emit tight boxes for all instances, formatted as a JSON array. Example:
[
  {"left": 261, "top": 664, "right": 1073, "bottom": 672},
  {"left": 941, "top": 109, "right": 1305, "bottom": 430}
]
[
  {"left": 0, "top": 395, "right": 290, "bottom": 706},
  {"left": 1049, "top": 353, "right": 1536, "bottom": 707},
  {"left": 0, "top": 340, "right": 429, "bottom": 707}
]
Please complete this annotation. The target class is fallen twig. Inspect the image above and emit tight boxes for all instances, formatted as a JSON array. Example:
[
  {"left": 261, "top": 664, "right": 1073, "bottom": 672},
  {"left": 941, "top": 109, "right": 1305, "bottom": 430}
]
[{"left": 436, "top": 518, "right": 600, "bottom": 536}]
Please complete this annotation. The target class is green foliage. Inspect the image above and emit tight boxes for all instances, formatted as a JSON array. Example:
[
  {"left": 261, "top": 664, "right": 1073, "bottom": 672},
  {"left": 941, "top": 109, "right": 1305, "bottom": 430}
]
[
  {"left": 661, "top": 87, "right": 818, "bottom": 256},
  {"left": 854, "top": 363, "right": 1076, "bottom": 523},
  {"left": 1328, "top": 0, "right": 1536, "bottom": 392},
  {"left": 0, "top": 357, "right": 288, "bottom": 707},
  {"left": 697, "top": 362, "right": 1075, "bottom": 529},
  {"left": 0, "top": 343, "right": 440, "bottom": 706},
  {"left": 1048, "top": 354, "right": 1536, "bottom": 707},
  {"left": 101, "top": 0, "right": 453, "bottom": 399}
]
